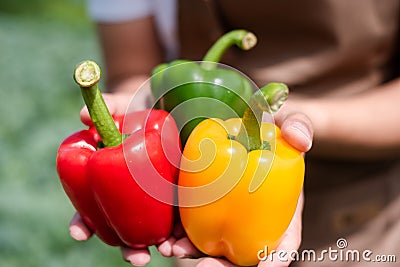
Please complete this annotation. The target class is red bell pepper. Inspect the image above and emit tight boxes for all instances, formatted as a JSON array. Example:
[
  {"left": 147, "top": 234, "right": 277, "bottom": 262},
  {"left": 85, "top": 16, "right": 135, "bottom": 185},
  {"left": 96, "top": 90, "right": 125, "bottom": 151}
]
[{"left": 56, "top": 60, "right": 181, "bottom": 248}]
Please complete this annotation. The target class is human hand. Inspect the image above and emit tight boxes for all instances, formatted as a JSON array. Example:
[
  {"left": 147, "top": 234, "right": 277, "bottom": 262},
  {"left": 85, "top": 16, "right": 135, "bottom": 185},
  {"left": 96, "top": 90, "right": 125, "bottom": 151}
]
[
  {"left": 69, "top": 192, "right": 304, "bottom": 267},
  {"left": 274, "top": 103, "right": 313, "bottom": 153},
  {"left": 69, "top": 212, "right": 187, "bottom": 266},
  {"left": 80, "top": 92, "right": 314, "bottom": 151},
  {"left": 79, "top": 74, "right": 152, "bottom": 125},
  {"left": 162, "top": 107, "right": 312, "bottom": 267},
  {"left": 74, "top": 85, "right": 174, "bottom": 265},
  {"left": 168, "top": 106, "right": 312, "bottom": 266},
  {"left": 80, "top": 90, "right": 150, "bottom": 126},
  {"left": 170, "top": 192, "right": 304, "bottom": 267},
  {"left": 76, "top": 91, "right": 313, "bottom": 266}
]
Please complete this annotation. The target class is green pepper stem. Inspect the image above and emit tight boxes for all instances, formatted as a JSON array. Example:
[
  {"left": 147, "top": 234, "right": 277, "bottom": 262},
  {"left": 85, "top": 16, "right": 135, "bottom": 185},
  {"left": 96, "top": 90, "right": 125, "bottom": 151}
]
[
  {"left": 235, "top": 83, "right": 289, "bottom": 151},
  {"left": 74, "top": 60, "right": 122, "bottom": 147},
  {"left": 201, "top": 30, "right": 257, "bottom": 70}
]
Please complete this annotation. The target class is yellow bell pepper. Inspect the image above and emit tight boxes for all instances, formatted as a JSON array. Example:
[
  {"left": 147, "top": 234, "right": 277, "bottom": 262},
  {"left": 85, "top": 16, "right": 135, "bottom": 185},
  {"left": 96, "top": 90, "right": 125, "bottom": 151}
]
[{"left": 178, "top": 83, "right": 305, "bottom": 266}]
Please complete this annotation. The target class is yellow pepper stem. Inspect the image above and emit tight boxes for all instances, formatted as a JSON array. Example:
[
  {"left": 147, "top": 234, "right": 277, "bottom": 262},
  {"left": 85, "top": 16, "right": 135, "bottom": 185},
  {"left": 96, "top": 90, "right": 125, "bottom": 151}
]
[{"left": 235, "top": 82, "right": 289, "bottom": 151}]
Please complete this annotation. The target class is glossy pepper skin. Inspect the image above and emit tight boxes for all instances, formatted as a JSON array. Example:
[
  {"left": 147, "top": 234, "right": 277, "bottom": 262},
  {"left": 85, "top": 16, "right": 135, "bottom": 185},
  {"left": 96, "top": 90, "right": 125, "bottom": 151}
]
[
  {"left": 178, "top": 84, "right": 305, "bottom": 266},
  {"left": 151, "top": 30, "right": 257, "bottom": 145},
  {"left": 56, "top": 61, "right": 181, "bottom": 248},
  {"left": 57, "top": 116, "right": 123, "bottom": 246}
]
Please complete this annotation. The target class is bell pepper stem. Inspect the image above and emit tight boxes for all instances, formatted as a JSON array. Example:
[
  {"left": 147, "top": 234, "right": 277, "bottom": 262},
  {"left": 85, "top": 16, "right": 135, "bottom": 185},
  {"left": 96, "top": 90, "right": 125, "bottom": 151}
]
[
  {"left": 201, "top": 30, "right": 257, "bottom": 70},
  {"left": 235, "top": 82, "right": 289, "bottom": 151},
  {"left": 74, "top": 60, "right": 122, "bottom": 147}
]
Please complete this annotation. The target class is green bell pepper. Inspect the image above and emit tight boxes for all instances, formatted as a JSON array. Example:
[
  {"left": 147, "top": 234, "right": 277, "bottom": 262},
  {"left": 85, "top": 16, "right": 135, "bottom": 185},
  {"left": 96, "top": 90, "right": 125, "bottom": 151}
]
[{"left": 151, "top": 30, "right": 257, "bottom": 145}]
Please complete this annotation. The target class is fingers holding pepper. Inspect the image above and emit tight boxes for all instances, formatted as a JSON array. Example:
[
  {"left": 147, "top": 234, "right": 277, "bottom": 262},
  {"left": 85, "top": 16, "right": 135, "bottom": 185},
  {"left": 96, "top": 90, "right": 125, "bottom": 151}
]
[{"left": 57, "top": 60, "right": 181, "bottom": 249}]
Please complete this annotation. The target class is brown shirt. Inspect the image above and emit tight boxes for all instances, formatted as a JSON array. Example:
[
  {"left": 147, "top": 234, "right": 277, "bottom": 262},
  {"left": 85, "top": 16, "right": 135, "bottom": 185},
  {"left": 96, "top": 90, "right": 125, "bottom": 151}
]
[
  {"left": 179, "top": 0, "right": 400, "bottom": 95},
  {"left": 178, "top": 0, "right": 400, "bottom": 190}
]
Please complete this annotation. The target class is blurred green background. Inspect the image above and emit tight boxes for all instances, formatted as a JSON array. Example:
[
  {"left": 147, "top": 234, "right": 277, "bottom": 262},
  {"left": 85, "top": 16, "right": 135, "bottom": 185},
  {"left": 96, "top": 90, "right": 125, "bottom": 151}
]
[{"left": 0, "top": 0, "right": 174, "bottom": 266}]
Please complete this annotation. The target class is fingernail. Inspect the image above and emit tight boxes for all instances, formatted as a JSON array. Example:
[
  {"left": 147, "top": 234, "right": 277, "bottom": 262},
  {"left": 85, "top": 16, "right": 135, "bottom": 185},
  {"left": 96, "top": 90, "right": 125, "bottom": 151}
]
[
  {"left": 69, "top": 225, "right": 88, "bottom": 241},
  {"left": 127, "top": 253, "right": 151, "bottom": 266},
  {"left": 172, "top": 245, "right": 188, "bottom": 258},
  {"left": 290, "top": 122, "right": 312, "bottom": 150},
  {"left": 158, "top": 241, "right": 173, "bottom": 257}
]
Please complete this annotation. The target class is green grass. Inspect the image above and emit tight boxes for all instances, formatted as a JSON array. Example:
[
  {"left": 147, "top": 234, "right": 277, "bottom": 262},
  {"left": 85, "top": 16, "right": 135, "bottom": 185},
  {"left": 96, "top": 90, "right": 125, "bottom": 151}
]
[{"left": 0, "top": 1, "right": 174, "bottom": 266}]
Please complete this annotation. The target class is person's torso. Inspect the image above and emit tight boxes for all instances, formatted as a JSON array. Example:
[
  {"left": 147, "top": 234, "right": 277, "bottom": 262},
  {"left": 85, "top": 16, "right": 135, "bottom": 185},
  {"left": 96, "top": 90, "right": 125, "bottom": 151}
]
[
  {"left": 178, "top": 0, "right": 400, "bottom": 96},
  {"left": 177, "top": 0, "right": 400, "bottom": 188}
]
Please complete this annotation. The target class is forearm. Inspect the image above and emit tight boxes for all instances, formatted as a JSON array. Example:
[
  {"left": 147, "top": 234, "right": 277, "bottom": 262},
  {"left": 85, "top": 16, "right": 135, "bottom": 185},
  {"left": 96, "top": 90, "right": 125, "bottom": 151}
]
[
  {"left": 96, "top": 17, "right": 163, "bottom": 93},
  {"left": 294, "top": 78, "right": 400, "bottom": 159},
  {"left": 90, "top": 17, "right": 163, "bottom": 113}
]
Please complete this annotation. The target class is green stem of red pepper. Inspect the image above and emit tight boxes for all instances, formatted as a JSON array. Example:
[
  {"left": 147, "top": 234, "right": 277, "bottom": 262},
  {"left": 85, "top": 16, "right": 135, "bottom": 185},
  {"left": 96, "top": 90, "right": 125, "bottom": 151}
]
[
  {"left": 235, "top": 82, "right": 289, "bottom": 151},
  {"left": 201, "top": 30, "right": 257, "bottom": 70},
  {"left": 74, "top": 60, "right": 122, "bottom": 147}
]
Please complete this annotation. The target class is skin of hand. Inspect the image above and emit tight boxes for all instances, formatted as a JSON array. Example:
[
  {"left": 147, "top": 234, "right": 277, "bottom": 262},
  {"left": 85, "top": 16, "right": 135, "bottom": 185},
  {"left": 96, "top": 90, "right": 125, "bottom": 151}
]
[
  {"left": 70, "top": 193, "right": 303, "bottom": 267},
  {"left": 96, "top": 16, "right": 400, "bottom": 160},
  {"left": 76, "top": 14, "right": 314, "bottom": 267},
  {"left": 74, "top": 10, "right": 400, "bottom": 266},
  {"left": 75, "top": 92, "right": 313, "bottom": 266},
  {"left": 286, "top": 78, "right": 400, "bottom": 159},
  {"left": 171, "top": 192, "right": 304, "bottom": 267}
]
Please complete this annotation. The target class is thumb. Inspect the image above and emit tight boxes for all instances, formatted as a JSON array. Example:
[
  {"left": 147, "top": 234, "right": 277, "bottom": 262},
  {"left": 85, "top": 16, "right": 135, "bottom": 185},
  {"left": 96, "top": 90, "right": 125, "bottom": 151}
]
[
  {"left": 69, "top": 212, "right": 93, "bottom": 241},
  {"left": 258, "top": 192, "right": 304, "bottom": 267},
  {"left": 274, "top": 108, "right": 313, "bottom": 153},
  {"left": 80, "top": 93, "right": 117, "bottom": 126}
]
